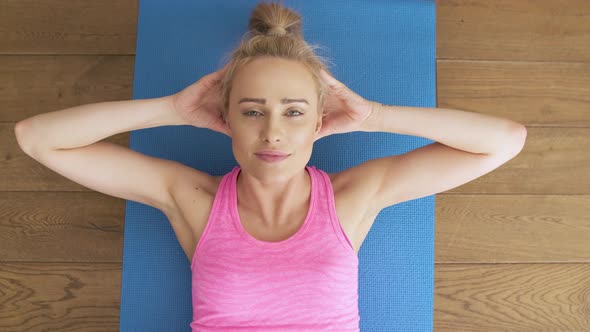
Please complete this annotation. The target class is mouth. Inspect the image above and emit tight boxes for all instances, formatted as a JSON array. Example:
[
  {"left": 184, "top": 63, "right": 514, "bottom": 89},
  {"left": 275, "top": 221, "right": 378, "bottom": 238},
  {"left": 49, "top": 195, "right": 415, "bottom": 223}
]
[
  {"left": 255, "top": 151, "right": 290, "bottom": 156},
  {"left": 255, "top": 153, "right": 291, "bottom": 163}
]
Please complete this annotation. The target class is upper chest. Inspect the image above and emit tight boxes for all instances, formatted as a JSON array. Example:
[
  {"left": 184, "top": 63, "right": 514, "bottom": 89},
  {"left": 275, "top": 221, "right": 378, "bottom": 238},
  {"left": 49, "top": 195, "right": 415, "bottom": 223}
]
[{"left": 177, "top": 171, "right": 377, "bottom": 257}]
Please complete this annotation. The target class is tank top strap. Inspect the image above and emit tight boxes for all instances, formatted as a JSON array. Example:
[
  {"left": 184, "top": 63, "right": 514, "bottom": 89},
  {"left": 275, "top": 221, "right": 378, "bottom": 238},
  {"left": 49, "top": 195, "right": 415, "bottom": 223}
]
[
  {"left": 308, "top": 166, "right": 356, "bottom": 255},
  {"left": 191, "top": 166, "right": 239, "bottom": 269},
  {"left": 192, "top": 165, "right": 355, "bottom": 267}
]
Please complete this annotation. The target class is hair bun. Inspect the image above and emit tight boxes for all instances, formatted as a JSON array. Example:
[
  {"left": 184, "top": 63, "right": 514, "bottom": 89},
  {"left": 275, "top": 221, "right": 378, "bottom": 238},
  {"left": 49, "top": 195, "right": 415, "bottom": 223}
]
[
  {"left": 267, "top": 25, "right": 287, "bottom": 36},
  {"left": 248, "top": 1, "right": 302, "bottom": 39}
]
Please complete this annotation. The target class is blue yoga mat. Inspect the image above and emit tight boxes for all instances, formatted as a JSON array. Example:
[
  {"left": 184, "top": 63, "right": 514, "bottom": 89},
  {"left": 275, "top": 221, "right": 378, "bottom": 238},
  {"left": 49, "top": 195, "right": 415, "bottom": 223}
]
[{"left": 120, "top": 0, "right": 436, "bottom": 330}]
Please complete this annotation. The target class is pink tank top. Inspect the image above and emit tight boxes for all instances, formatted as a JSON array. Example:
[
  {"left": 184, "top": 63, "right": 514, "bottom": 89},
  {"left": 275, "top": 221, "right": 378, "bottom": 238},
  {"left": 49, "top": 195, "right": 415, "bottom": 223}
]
[{"left": 190, "top": 165, "right": 359, "bottom": 331}]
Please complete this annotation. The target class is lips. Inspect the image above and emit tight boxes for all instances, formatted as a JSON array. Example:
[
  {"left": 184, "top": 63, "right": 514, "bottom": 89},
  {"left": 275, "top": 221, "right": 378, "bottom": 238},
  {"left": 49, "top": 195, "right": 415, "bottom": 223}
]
[
  {"left": 255, "top": 153, "right": 290, "bottom": 163},
  {"left": 255, "top": 151, "right": 290, "bottom": 157}
]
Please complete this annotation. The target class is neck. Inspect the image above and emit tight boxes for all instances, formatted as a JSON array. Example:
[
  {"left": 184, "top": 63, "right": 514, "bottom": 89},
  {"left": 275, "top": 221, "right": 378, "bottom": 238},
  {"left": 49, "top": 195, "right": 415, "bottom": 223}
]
[{"left": 237, "top": 167, "right": 310, "bottom": 227}]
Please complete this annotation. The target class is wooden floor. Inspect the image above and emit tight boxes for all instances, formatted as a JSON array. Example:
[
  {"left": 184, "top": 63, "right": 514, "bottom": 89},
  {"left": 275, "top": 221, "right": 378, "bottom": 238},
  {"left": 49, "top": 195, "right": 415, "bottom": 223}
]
[{"left": 2, "top": 1, "right": 589, "bottom": 331}]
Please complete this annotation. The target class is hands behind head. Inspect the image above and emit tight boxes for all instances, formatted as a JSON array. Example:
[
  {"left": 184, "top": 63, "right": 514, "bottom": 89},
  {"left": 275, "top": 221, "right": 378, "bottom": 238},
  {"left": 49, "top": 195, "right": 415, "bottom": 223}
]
[
  {"left": 314, "top": 69, "right": 376, "bottom": 142},
  {"left": 170, "top": 65, "right": 376, "bottom": 142},
  {"left": 171, "top": 64, "right": 232, "bottom": 137}
]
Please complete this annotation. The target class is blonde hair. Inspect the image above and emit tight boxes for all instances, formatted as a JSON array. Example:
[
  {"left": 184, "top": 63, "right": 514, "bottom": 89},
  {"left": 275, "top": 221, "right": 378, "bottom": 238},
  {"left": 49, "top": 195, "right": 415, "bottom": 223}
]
[{"left": 218, "top": 0, "right": 334, "bottom": 123}]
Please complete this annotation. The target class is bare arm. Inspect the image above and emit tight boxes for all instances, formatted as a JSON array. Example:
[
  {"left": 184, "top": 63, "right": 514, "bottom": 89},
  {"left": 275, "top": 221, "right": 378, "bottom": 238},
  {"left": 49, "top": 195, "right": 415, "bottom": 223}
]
[
  {"left": 369, "top": 103, "right": 526, "bottom": 155},
  {"left": 15, "top": 95, "right": 187, "bottom": 153},
  {"left": 12, "top": 95, "right": 202, "bottom": 214}
]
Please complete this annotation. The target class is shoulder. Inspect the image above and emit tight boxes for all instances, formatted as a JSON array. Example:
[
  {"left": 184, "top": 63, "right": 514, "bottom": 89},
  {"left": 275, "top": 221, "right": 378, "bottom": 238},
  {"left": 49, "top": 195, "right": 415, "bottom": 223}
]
[
  {"left": 167, "top": 167, "right": 221, "bottom": 219},
  {"left": 325, "top": 165, "right": 367, "bottom": 194},
  {"left": 164, "top": 169, "right": 223, "bottom": 242},
  {"left": 324, "top": 166, "right": 382, "bottom": 216}
]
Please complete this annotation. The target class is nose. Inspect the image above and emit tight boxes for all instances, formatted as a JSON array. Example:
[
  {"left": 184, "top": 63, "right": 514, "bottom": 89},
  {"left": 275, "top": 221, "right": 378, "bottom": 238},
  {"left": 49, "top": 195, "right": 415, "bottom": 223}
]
[{"left": 261, "top": 115, "right": 283, "bottom": 142}]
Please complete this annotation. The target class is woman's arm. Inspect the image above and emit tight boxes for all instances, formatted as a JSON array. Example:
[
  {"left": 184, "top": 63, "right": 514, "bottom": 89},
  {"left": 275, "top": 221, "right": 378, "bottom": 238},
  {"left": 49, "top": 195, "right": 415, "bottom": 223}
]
[
  {"left": 368, "top": 103, "right": 526, "bottom": 155},
  {"left": 15, "top": 95, "right": 187, "bottom": 154}
]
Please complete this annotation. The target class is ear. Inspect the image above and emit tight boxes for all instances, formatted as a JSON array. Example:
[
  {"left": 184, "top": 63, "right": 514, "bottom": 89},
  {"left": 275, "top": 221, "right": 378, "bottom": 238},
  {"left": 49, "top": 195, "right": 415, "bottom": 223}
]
[
  {"left": 221, "top": 112, "right": 232, "bottom": 137},
  {"left": 315, "top": 116, "right": 322, "bottom": 133},
  {"left": 226, "top": 119, "right": 232, "bottom": 135}
]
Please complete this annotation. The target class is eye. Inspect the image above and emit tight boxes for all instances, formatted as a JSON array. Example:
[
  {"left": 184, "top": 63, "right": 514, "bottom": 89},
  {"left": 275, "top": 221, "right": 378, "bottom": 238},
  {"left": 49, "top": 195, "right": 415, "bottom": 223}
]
[
  {"left": 243, "top": 109, "right": 304, "bottom": 117},
  {"left": 243, "top": 110, "right": 261, "bottom": 117},
  {"left": 287, "top": 109, "right": 304, "bottom": 116}
]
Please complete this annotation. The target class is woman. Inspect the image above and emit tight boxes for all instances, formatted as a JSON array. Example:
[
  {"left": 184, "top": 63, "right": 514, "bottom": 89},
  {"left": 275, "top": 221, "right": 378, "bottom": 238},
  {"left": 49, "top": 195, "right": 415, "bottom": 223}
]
[{"left": 14, "top": 1, "right": 526, "bottom": 331}]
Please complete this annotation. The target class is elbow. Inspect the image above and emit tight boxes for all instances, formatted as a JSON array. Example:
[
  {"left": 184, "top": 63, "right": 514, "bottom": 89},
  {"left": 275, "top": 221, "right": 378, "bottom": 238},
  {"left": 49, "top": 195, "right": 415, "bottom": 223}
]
[
  {"left": 14, "top": 121, "right": 27, "bottom": 148},
  {"left": 515, "top": 123, "right": 527, "bottom": 144},
  {"left": 508, "top": 124, "right": 527, "bottom": 155},
  {"left": 14, "top": 120, "right": 35, "bottom": 155}
]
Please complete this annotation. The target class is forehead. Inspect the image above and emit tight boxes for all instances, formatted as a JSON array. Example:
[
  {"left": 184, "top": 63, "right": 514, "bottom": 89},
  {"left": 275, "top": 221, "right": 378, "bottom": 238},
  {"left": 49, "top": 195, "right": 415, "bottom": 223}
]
[{"left": 231, "top": 57, "right": 317, "bottom": 103}]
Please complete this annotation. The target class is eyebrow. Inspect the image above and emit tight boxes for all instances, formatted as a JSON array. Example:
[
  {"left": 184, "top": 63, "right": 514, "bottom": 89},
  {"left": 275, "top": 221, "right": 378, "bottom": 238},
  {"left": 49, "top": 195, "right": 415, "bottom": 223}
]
[{"left": 238, "top": 97, "right": 309, "bottom": 105}]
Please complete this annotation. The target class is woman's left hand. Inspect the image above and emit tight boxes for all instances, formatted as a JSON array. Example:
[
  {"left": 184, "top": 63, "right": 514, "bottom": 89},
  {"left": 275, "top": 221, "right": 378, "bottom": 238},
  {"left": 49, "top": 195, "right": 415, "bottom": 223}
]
[{"left": 315, "top": 69, "right": 377, "bottom": 141}]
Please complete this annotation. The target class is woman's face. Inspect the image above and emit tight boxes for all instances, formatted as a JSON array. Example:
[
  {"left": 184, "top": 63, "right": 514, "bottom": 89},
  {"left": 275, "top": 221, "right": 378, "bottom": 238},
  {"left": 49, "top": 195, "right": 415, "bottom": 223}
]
[{"left": 226, "top": 57, "right": 322, "bottom": 180}]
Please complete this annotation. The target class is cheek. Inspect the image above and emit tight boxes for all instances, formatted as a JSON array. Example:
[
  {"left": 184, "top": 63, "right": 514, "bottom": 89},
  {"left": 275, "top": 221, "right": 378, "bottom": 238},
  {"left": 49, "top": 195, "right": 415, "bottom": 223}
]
[{"left": 291, "top": 130, "right": 315, "bottom": 145}]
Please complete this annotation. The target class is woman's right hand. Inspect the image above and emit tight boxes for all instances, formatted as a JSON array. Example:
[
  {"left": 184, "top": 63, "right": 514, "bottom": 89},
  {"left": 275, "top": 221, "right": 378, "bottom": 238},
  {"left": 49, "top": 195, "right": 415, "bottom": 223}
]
[{"left": 171, "top": 64, "right": 231, "bottom": 137}]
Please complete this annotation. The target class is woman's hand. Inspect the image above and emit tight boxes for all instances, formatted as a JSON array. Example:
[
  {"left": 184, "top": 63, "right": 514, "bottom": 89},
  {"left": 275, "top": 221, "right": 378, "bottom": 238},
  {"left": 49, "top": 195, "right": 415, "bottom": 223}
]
[
  {"left": 315, "top": 69, "right": 377, "bottom": 141},
  {"left": 171, "top": 64, "right": 231, "bottom": 137}
]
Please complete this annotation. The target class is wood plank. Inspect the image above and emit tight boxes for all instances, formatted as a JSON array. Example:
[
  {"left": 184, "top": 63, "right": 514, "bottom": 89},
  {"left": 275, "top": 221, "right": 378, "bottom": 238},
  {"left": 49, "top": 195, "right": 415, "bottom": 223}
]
[
  {"left": 0, "top": 262, "right": 121, "bottom": 331},
  {"left": 435, "top": 263, "right": 590, "bottom": 331},
  {"left": 0, "top": 192, "right": 124, "bottom": 262},
  {"left": 437, "top": 60, "right": 590, "bottom": 127},
  {"left": 446, "top": 127, "right": 590, "bottom": 194},
  {"left": 437, "top": 0, "right": 590, "bottom": 62},
  {"left": 436, "top": 195, "right": 590, "bottom": 263},
  {"left": 0, "top": 55, "right": 135, "bottom": 122},
  {"left": 0, "top": 0, "right": 137, "bottom": 54}
]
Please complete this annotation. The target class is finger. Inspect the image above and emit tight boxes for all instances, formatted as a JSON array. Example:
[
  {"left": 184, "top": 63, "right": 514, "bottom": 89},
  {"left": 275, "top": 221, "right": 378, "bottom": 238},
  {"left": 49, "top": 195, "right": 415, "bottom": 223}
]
[
  {"left": 203, "top": 70, "right": 226, "bottom": 88},
  {"left": 211, "top": 69, "right": 225, "bottom": 81},
  {"left": 320, "top": 69, "right": 339, "bottom": 87},
  {"left": 205, "top": 64, "right": 229, "bottom": 82},
  {"left": 217, "top": 63, "right": 231, "bottom": 76}
]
